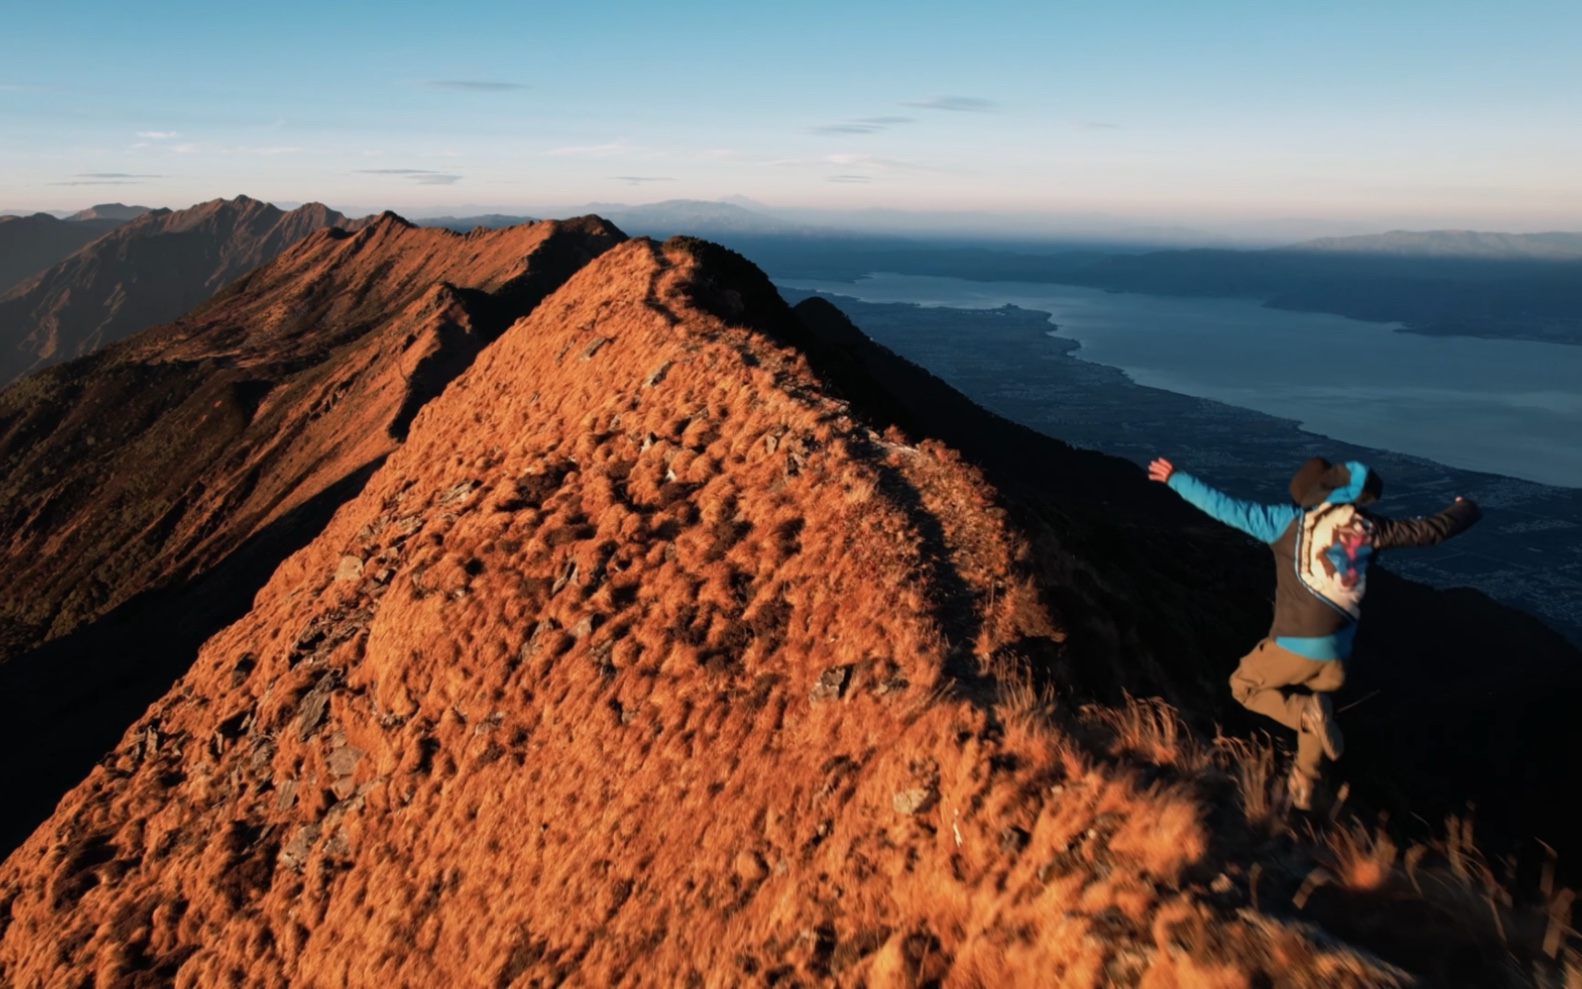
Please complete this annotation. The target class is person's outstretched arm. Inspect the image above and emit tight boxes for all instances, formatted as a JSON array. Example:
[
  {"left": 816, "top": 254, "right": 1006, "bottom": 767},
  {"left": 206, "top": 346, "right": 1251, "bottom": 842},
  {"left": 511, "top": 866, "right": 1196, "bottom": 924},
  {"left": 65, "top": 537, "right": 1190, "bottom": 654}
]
[
  {"left": 1149, "top": 457, "right": 1298, "bottom": 544},
  {"left": 1370, "top": 497, "right": 1482, "bottom": 550}
]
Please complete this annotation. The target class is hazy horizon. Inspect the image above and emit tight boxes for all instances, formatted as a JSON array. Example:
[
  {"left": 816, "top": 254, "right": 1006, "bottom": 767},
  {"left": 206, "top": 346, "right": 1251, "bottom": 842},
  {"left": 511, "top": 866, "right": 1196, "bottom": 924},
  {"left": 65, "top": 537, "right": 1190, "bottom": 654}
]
[
  {"left": 4, "top": 2, "right": 1579, "bottom": 232},
  {"left": 8, "top": 194, "right": 1582, "bottom": 251}
]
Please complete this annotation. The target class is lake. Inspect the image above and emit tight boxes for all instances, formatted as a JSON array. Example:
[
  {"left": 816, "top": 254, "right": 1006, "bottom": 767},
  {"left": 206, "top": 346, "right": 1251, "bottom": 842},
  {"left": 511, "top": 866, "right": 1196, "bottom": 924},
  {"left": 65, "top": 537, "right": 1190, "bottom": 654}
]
[{"left": 775, "top": 274, "right": 1582, "bottom": 489}]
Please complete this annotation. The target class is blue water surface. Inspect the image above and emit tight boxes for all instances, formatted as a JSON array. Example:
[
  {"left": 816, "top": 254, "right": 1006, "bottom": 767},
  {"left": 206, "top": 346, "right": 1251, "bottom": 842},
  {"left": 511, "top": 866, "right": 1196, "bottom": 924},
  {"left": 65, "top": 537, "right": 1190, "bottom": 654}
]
[{"left": 776, "top": 274, "right": 1582, "bottom": 489}]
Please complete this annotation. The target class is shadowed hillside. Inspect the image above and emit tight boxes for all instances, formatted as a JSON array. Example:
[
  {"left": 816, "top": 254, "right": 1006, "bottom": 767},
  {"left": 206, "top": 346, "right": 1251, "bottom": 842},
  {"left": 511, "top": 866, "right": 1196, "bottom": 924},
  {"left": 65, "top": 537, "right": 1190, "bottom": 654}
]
[
  {"left": 0, "top": 211, "right": 129, "bottom": 295},
  {"left": 0, "top": 195, "right": 373, "bottom": 386},
  {"left": 1, "top": 234, "right": 1576, "bottom": 985}
]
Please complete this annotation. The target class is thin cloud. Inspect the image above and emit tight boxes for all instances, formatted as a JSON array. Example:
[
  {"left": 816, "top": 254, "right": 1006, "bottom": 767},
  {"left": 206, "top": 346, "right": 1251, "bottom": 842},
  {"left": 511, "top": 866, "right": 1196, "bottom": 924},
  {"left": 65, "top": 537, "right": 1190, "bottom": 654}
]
[
  {"left": 825, "top": 153, "right": 929, "bottom": 173},
  {"left": 827, "top": 174, "right": 873, "bottom": 183},
  {"left": 901, "top": 95, "right": 997, "bottom": 112},
  {"left": 170, "top": 143, "right": 200, "bottom": 154},
  {"left": 1079, "top": 120, "right": 1122, "bottom": 131},
  {"left": 423, "top": 79, "right": 528, "bottom": 92},
  {"left": 811, "top": 115, "right": 915, "bottom": 136},
  {"left": 136, "top": 130, "right": 180, "bottom": 139},
  {"left": 72, "top": 172, "right": 161, "bottom": 179},
  {"left": 813, "top": 123, "right": 885, "bottom": 135},
  {"left": 51, "top": 180, "right": 147, "bottom": 186},
  {"left": 355, "top": 168, "right": 461, "bottom": 185},
  {"left": 233, "top": 146, "right": 302, "bottom": 155},
  {"left": 610, "top": 176, "right": 674, "bottom": 186}
]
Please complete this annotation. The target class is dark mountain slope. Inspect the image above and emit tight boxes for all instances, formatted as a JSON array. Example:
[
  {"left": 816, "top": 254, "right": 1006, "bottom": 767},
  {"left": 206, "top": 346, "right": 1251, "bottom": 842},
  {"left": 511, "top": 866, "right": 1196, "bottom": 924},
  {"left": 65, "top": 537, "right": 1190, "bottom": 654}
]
[
  {"left": 0, "top": 212, "right": 125, "bottom": 295},
  {"left": 0, "top": 195, "right": 372, "bottom": 385}
]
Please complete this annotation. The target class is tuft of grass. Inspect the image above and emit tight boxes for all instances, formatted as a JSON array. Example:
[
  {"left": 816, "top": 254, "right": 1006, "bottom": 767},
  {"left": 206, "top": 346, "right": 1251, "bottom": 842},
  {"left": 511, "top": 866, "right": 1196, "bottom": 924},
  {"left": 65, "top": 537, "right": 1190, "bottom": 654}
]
[
  {"left": 1082, "top": 693, "right": 1214, "bottom": 775},
  {"left": 1323, "top": 818, "right": 1398, "bottom": 892},
  {"left": 1210, "top": 732, "right": 1285, "bottom": 836}
]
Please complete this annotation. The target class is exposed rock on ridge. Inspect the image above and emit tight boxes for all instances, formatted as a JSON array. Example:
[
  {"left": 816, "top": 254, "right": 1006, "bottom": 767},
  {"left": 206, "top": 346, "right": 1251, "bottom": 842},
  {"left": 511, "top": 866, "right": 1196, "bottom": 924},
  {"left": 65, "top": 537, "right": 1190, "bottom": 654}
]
[
  {"left": 0, "top": 195, "right": 371, "bottom": 385},
  {"left": 0, "top": 237, "right": 1409, "bottom": 985}
]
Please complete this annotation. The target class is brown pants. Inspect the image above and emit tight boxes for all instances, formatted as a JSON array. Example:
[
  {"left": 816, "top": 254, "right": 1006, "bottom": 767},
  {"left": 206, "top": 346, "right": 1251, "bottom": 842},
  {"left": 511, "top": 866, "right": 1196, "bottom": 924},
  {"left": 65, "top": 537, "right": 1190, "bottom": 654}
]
[{"left": 1229, "top": 638, "right": 1346, "bottom": 781}]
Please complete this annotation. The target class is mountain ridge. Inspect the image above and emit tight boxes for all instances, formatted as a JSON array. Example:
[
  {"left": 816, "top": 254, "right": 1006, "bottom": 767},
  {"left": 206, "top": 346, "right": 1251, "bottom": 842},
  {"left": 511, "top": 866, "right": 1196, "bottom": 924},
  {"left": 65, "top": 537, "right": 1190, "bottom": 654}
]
[
  {"left": 0, "top": 225, "right": 1574, "bottom": 985},
  {"left": 1283, "top": 228, "right": 1582, "bottom": 261},
  {"left": 0, "top": 212, "right": 127, "bottom": 295},
  {"left": 66, "top": 202, "right": 152, "bottom": 222},
  {"left": 0, "top": 195, "right": 376, "bottom": 386},
  {"left": 0, "top": 233, "right": 1427, "bottom": 986},
  {"left": 0, "top": 212, "right": 624, "bottom": 860}
]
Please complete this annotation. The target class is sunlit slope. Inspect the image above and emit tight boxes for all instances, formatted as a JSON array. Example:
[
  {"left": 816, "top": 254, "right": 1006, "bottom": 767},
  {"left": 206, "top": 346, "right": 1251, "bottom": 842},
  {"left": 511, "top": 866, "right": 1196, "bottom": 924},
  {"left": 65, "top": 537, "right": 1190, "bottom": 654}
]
[{"left": 0, "top": 237, "right": 1401, "bottom": 986}]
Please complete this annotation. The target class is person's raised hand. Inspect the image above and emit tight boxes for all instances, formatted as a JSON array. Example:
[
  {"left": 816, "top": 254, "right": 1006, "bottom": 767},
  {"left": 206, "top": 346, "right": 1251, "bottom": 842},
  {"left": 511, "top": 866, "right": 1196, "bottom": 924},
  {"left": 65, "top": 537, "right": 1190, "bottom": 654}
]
[{"left": 1148, "top": 457, "right": 1175, "bottom": 483}]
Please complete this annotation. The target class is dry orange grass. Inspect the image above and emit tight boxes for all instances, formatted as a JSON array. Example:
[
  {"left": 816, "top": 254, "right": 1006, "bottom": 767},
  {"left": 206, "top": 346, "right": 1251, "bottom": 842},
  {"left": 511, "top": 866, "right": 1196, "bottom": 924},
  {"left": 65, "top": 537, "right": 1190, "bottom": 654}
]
[
  {"left": 1069, "top": 687, "right": 1580, "bottom": 986},
  {"left": 0, "top": 238, "right": 1422, "bottom": 986}
]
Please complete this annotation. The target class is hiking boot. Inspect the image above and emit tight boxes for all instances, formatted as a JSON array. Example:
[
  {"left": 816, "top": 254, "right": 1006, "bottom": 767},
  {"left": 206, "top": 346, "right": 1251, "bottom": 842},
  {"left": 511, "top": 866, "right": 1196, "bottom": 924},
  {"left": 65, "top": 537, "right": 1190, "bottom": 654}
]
[
  {"left": 1288, "top": 769, "right": 1317, "bottom": 811},
  {"left": 1301, "top": 693, "right": 1345, "bottom": 761}
]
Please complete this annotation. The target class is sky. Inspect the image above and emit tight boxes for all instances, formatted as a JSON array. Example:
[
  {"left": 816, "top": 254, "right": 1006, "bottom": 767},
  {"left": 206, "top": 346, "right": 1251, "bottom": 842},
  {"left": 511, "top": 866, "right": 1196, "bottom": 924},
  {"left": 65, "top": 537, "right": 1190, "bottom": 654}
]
[{"left": 3, "top": 0, "right": 1580, "bottom": 233}]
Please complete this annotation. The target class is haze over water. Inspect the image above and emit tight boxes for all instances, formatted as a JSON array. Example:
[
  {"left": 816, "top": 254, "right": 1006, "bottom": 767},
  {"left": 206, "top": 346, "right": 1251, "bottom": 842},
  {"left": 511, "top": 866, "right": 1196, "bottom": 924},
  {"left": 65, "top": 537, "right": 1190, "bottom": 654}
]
[{"left": 777, "top": 274, "right": 1582, "bottom": 489}]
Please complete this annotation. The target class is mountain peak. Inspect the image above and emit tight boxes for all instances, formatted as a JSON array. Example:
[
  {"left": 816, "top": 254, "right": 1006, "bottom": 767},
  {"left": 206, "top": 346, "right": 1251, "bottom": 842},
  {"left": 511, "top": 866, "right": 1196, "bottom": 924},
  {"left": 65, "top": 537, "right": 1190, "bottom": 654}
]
[
  {"left": 65, "top": 203, "right": 151, "bottom": 222},
  {"left": 0, "top": 195, "right": 374, "bottom": 384}
]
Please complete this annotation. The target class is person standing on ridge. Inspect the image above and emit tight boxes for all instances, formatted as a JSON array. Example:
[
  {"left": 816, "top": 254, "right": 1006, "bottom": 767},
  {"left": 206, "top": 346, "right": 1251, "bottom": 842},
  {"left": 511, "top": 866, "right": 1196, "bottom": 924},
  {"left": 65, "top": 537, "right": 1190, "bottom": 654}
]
[{"left": 1148, "top": 455, "right": 1481, "bottom": 810}]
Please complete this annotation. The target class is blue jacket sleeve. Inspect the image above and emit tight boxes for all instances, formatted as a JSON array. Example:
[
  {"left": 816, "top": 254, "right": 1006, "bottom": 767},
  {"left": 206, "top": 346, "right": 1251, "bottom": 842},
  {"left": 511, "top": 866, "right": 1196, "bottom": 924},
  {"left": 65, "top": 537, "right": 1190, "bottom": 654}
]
[{"left": 1167, "top": 471, "right": 1298, "bottom": 544}]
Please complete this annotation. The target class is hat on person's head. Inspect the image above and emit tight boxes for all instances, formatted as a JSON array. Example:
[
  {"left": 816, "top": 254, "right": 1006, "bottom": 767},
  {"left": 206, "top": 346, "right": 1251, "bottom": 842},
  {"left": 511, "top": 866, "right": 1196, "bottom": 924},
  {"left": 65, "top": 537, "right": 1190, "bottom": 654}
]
[{"left": 1289, "top": 457, "right": 1382, "bottom": 507}]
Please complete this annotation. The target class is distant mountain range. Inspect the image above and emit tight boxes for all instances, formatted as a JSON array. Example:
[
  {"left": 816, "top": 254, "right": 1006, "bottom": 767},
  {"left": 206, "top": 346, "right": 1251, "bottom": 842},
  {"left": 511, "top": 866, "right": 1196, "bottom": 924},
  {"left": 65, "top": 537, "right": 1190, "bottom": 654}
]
[
  {"left": 1290, "top": 229, "right": 1582, "bottom": 261},
  {"left": 1066, "top": 230, "right": 1582, "bottom": 345},
  {"left": 0, "top": 196, "right": 371, "bottom": 386},
  {"left": 65, "top": 202, "right": 152, "bottom": 222},
  {"left": 419, "top": 199, "right": 822, "bottom": 238},
  {"left": 396, "top": 199, "right": 1428, "bottom": 247},
  {"left": 0, "top": 206, "right": 148, "bottom": 294},
  {"left": 6, "top": 195, "right": 1579, "bottom": 392}
]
